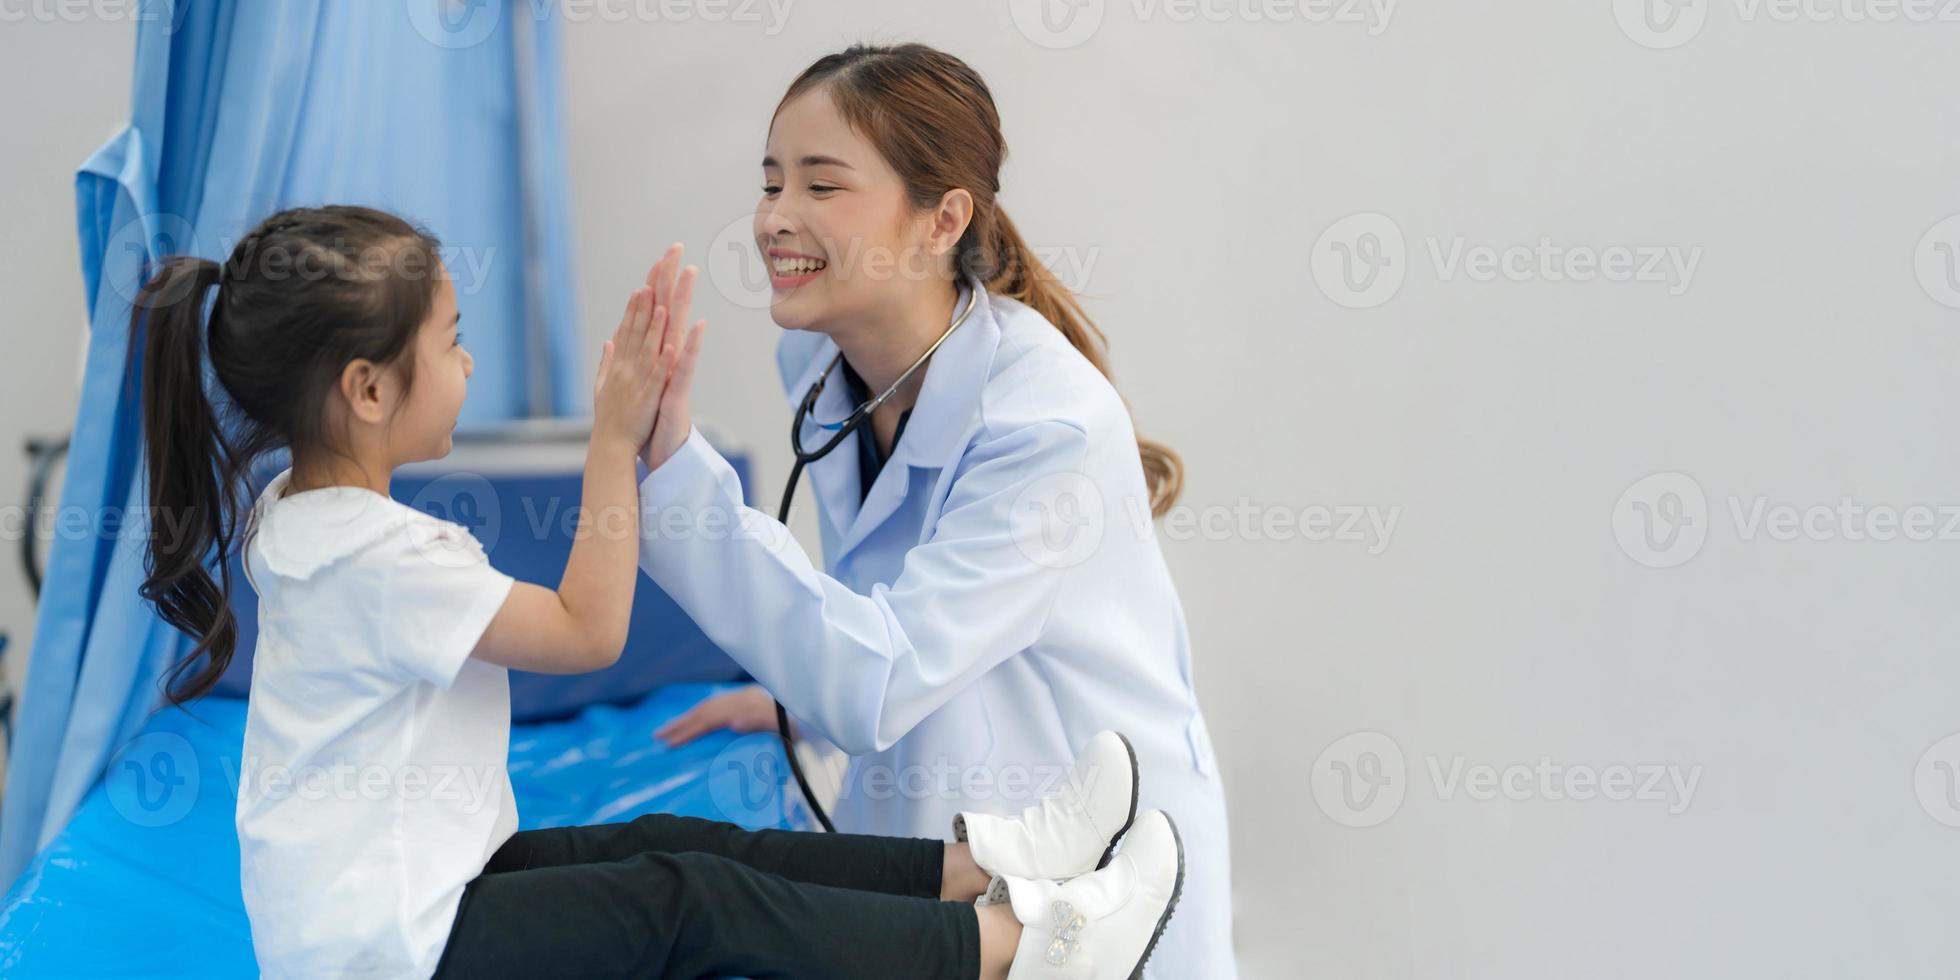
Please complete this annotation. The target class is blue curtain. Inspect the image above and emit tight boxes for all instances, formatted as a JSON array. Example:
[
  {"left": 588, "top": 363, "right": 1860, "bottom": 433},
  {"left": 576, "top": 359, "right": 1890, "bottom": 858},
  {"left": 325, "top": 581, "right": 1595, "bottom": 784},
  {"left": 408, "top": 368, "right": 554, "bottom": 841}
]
[{"left": 0, "top": 0, "right": 584, "bottom": 887}]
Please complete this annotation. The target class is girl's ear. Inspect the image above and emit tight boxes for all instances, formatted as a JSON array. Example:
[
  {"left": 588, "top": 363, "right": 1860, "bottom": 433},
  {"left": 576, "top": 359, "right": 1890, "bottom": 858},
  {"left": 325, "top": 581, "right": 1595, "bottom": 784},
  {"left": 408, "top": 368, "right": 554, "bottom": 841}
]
[
  {"left": 338, "top": 358, "right": 389, "bottom": 425},
  {"left": 929, "top": 188, "right": 975, "bottom": 258}
]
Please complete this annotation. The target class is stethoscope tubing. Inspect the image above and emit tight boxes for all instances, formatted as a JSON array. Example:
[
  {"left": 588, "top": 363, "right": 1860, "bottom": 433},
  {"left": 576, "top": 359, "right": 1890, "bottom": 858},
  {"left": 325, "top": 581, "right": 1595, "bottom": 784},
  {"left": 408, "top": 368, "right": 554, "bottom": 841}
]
[{"left": 768, "top": 286, "right": 979, "bottom": 833}]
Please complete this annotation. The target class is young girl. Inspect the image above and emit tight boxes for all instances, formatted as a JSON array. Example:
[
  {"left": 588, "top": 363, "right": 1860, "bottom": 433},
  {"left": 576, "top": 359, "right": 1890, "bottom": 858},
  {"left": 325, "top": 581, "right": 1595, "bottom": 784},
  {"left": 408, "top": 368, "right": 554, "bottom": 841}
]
[{"left": 132, "top": 205, "right": 1183, "bottom": 979}]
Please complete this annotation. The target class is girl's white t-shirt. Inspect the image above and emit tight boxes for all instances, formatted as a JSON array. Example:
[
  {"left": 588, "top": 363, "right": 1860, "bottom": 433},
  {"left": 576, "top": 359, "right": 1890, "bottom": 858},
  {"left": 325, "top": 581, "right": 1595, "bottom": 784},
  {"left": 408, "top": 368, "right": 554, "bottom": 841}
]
[{"left": 237, "top": 469, "right": 518, "bottom": 980}]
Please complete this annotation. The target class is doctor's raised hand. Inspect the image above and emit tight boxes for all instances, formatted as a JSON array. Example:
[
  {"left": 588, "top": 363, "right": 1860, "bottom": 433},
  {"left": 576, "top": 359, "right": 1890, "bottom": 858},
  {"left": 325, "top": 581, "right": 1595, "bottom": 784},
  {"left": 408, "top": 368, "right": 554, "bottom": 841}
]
[{"left": 636, "top": 244, "right": 708, "bottom": 471}]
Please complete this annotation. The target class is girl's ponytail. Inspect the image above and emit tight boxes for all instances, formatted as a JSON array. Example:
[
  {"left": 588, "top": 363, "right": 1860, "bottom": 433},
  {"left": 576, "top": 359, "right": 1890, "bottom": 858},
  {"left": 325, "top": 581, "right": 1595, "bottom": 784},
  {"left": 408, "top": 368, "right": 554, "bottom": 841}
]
[
  {"left": 135, "top": 255, "right": 242, "bottom": 706},
  {"left": 127, "top": 206, "right": 443, "bottom": 711}
]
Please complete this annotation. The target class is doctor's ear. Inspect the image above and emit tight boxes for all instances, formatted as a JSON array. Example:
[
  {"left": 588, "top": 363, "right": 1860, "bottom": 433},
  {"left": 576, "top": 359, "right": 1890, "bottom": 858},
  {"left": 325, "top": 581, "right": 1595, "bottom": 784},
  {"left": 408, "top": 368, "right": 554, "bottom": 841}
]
[{"left": 926, "top": 188, "right": 974, "bottom": 259}]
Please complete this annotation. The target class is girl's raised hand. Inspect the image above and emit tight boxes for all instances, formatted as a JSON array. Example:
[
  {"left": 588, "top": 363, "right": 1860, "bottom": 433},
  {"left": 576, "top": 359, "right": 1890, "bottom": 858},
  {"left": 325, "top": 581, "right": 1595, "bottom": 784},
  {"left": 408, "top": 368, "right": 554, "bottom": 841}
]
[{"left": 593, "top": 245, "right": 685, "bottom": 456}]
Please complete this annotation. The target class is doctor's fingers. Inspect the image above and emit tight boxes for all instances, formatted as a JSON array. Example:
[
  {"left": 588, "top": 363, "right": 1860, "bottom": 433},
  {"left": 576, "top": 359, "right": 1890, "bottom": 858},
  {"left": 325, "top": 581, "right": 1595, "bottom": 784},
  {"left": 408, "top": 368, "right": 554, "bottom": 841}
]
[
  {"left": 645, "top": 243, "right": 684, "bottom": 311},
  {"left": 663, "top": 320, "right": 706, "bottom": 410},
  {"left": 655, "top": 267, "right": 697, "bottom": 372},
  {"left": 666, "top": 265, "right": 698, "bottom": 350},
  {"left": 654, "top": 694, "right": 740, "bottom": 747}
]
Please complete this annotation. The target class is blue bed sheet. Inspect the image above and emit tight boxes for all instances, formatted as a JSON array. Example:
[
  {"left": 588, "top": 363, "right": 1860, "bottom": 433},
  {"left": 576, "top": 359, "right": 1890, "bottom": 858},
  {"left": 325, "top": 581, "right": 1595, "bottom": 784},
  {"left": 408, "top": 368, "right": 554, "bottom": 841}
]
[{"left": 0, "top": 684, "right": 807, "bottom": 977}]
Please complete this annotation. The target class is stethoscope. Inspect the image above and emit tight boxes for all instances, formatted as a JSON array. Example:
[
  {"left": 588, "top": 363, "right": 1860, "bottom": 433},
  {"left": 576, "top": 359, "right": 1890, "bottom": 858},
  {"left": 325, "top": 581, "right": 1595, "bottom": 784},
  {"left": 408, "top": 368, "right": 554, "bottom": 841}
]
[{"left": 769, "top": 285, "right": 979, "bottom": 833}]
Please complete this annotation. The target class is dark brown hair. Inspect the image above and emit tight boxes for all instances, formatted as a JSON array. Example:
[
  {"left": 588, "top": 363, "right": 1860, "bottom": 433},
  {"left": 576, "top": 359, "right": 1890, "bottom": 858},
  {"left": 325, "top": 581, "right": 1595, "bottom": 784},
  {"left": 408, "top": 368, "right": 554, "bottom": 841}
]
[
  {"left": 779, "top": 43, "right": 1184, "bottom": 517},
  {"left": 135, "top": 205, "right": 443, "bottom": 707}
]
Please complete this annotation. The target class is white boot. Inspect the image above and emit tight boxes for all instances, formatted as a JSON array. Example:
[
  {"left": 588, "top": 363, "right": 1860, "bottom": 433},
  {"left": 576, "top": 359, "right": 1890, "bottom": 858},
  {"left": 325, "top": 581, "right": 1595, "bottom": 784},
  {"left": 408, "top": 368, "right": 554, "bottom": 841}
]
[
  {"left": 956, "top": 731, "right": 1139, "bottom": 881},
  {"left": 1001, "top": 810, "right": 1185, "bottom": 980}
]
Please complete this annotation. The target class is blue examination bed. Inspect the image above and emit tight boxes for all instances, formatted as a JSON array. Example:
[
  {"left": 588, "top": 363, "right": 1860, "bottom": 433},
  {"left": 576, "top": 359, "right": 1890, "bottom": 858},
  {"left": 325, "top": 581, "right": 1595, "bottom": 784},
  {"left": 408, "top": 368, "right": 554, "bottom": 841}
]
[
  {"left": 0, "top": 426, "right": 806, "bottom": 975},
  {"left": 0, "top": 683, "right": 805, "bottom": 976}
]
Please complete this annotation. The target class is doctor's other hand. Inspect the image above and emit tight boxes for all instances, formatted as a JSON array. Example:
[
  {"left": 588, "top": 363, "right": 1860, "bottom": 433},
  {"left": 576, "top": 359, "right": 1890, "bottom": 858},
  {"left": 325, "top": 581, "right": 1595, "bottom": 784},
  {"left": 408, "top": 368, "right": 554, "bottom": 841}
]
[
  {"left": 592, "top": 275, "right": 679, "bottom": 456},
  {"left": 637, "top": 245, "right": 707, "bottom": 471},
  {"left": 654, "top": 683, "right": 778, "bottom": 748}
]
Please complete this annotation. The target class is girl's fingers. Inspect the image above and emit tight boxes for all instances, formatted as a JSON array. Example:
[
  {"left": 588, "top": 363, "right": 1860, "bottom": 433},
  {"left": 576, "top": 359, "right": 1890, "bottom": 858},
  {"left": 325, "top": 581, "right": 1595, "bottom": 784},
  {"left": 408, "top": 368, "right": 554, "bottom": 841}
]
[
  {"left": 631, "top": 288, "right": 658, "bottom": 355},
  {"left": 613, "top": 290, "right": 638, "bottom": 348},
  {"left": 595, "top": 340, "right": 615, "bottom": 388}
]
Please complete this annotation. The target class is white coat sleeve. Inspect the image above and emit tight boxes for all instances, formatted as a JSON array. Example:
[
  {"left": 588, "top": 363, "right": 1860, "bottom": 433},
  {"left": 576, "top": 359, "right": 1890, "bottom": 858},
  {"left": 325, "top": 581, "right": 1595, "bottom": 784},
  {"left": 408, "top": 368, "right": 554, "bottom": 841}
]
[{"left": 636, "top": 421, "right": 1091, "bottom": 755}]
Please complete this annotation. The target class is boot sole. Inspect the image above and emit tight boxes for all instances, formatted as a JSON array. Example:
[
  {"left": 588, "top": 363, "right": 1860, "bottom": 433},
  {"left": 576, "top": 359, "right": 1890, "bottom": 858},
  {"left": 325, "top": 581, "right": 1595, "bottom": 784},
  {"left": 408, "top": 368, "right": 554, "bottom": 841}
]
[
  {"left": 1126, "top": 813, "right": 1186, "bottom": 980},
  {"left": 1094, "top": 732, "right": 1142, "bottom": 872}
]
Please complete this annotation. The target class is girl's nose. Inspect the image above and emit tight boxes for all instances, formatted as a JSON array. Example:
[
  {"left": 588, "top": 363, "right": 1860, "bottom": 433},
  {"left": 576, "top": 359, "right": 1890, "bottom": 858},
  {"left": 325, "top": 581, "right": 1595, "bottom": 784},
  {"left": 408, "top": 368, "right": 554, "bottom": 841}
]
[{"left": 462, "top": 349, "right": 475, "bottom": 378}]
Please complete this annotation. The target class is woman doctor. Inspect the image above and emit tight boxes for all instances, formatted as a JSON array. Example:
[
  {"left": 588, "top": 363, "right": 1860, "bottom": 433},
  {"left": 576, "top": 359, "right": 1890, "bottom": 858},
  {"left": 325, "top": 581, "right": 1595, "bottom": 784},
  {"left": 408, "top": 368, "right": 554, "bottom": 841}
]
[{"left": 633, "top": 44, "right": 1237, "bottom": 978}]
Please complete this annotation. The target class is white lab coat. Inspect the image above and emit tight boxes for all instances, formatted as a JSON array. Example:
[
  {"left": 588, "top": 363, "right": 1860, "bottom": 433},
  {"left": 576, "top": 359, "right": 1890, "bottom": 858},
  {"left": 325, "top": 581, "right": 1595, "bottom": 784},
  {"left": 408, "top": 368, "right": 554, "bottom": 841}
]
[{"left": 635, "top": 281, "right": 1238, "bottom": 978}]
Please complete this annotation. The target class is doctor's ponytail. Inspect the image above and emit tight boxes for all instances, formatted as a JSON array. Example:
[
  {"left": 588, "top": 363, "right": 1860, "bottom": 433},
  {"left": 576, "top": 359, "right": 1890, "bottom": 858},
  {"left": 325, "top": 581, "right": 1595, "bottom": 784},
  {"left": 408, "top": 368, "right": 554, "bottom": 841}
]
[{"left": 781, "top": 43, "right": 1185, "bottom": 518}]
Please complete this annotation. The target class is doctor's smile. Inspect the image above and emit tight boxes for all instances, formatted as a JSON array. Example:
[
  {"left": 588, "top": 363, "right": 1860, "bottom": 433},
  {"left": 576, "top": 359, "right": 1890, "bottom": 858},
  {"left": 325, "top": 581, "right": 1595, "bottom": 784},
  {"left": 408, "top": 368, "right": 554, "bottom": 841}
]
[{"left": 764, "top": 246, "right": 828, "bottom": 289}]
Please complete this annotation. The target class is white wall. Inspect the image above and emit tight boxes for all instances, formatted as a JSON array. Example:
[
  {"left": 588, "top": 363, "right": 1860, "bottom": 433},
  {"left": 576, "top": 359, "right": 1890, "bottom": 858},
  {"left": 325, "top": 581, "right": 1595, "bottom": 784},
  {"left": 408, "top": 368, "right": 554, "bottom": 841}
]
[
  {"left": 556, "top": 5, "right": 1960, "bottom": 978},
  {"left": 2, "top": 3, "right": 1957, "bottom": 977}
]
